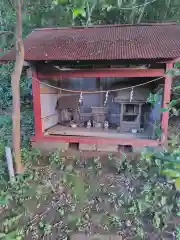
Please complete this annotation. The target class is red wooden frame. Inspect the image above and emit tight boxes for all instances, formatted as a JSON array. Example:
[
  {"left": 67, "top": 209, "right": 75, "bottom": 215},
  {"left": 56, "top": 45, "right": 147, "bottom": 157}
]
[
  {"left": 31, "top": 65, "right": 173, "bottom": 147},
  {"left": 38, "top": 68, "right": 165, "bottom": 79},
  {"left": 32, "top": 70, "right": 43, "bottom": 137},
  {"left": 32, "top": 135, "right": 160, "bottom": 147}
]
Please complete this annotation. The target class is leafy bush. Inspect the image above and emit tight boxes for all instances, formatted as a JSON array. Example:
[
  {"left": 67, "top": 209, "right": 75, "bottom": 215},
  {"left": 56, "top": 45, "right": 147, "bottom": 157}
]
[{"left": 0, "top": 142, "right": 8, "bottom": 190}]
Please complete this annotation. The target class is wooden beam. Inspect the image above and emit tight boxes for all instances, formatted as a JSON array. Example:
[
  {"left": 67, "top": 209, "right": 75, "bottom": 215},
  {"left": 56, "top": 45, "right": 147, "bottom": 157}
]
[
  {"left": 31, "top": 69, "right": 43, "bottom": 137},
  {"left": 40, "top": 86, "right": 57, "bottom": 94},
  {"left": 38, "top": 68, "right": 165, "bottom": 79},
  {"left": 161, "top": 63, "right": 173, "bottom": 145},
  {"left": 165, "top": 57, "right": 180, "bottom": 64}
]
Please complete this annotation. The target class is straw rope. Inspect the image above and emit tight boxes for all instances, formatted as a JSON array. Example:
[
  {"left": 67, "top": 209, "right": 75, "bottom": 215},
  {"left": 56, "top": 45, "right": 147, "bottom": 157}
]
[{"left": 30, "top": 75, "right": 165, "bottom": 94}]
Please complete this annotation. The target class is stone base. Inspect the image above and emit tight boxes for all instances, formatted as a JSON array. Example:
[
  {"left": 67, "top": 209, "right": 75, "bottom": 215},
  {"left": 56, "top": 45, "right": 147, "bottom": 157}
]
[
  {"left": 32, "top": 141, "right": 69, "bottom": 153},
  {"left": 79, "top": 143, "right": 97, "bottom": 151}
]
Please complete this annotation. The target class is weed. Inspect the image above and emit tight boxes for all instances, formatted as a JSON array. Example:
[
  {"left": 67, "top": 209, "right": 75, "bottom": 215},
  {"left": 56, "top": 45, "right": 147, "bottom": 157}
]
[
  {"left": 38, "top": 221, "right": 52, "bottom": 236},
  {"left": 48, "top": 150, "right": 65, "bottom": 169},
  {"left": 176, "top": 227, "right": 180, "bottom": 240}
]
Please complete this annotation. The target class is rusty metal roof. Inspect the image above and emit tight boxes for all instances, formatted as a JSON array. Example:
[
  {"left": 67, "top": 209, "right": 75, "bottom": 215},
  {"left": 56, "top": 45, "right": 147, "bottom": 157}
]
[{"left": 1, "top": 23, "right": 180, "bottom": 61}]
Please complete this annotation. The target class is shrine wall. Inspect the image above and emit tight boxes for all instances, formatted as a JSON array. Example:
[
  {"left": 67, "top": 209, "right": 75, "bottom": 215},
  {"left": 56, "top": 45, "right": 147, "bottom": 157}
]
[
  {"left": 39, "top": 77, "right": 126, "bottom": 129},
  {"left": 40, "top": 83, "right": 59, "bottom": 131}
]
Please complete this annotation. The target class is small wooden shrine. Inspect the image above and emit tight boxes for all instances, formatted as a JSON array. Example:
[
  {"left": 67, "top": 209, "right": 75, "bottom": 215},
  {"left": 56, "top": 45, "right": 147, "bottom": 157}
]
[{"left": 1, "top": 23, "right": 180, "bottom": 151}]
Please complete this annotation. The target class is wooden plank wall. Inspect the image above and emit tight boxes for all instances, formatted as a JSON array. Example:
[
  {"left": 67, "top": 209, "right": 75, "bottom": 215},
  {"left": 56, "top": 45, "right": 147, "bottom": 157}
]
[{"left": 40, "top": 83, "right": 59, "bottom": 131}]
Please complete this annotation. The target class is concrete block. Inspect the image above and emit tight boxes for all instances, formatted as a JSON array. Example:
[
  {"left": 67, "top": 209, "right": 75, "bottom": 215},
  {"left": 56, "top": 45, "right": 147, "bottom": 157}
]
[
  {"left": 97, "top": 144, "right": 118, "bottom": 152},
  {"left": 79, "top": 143, "right": 96, "bottom": 151}
]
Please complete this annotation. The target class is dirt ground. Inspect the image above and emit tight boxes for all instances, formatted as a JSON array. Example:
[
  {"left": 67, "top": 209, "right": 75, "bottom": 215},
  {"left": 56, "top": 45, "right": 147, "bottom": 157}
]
[{"left": 20, "top": 153, "right": 178, "bottom": 240}]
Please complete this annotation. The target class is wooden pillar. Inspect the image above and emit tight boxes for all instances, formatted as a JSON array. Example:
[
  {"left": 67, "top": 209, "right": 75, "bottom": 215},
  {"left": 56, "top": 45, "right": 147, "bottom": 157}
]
[
  {"left": 120, "top": 103, "right": 123, "bottom": 121},
  {"left": 137, "top": 104, "right": 142, "bottom": 130},
  {"left": 161, "top": 63, "right": 173, "bottom": 144},
  {"left": 97, "top": 77, "right": 103, "bottom": 107},
  {"left": 31, "top": 69, "right": 43, "bottom": 138}
]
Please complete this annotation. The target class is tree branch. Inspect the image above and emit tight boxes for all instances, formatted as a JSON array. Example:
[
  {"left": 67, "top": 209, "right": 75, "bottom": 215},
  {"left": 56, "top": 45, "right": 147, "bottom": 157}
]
[
  {"left": 137, "top": 0, "right": 148, "bottom": 24},
  {"left": 164, "top": 0, "right": 171, "bottom": 20},
  {"left": 117, "top": 0, "right": 123, "bottom": 8},
  {"left": 129, "top": 0, "right": 137, "bottom": 24},
  {"left": 0, "top": 30, "right": 14, "bottom": 36},
  {"left": 86, "top": 1, "right": 97, "bottom": 26}
]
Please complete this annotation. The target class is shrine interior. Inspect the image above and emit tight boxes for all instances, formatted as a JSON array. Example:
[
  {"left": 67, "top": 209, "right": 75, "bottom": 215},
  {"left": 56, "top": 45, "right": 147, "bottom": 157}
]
[{"left": 39, "top": 76, "right": 164, "bottom": 140}]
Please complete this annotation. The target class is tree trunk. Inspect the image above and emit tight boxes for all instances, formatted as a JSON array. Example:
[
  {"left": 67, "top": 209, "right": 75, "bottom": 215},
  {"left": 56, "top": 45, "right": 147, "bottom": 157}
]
[
  {"left": 11, "top": 0, "right": 24, "bottom": 174},
  {"left": 129, "top": 0, "right": 137, "bottom": 24},
  {"left": 163, "top": 0, "right": 171, "bottom": 20},
  {"left": 137, "top": 0, "right": 147, "bottom": 24}
]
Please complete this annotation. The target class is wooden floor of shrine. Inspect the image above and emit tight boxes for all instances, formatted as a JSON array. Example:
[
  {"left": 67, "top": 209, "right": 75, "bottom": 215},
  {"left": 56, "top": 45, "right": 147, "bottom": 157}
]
[{"left": 46, "top": 125, "right": 153, "bottom": 140}]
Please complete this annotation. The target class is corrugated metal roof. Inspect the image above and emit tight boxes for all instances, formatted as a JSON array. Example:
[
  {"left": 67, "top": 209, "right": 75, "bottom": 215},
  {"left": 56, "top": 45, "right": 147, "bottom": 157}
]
[{"left": 1, "top": 23, "right": 180, "bottom": 61}]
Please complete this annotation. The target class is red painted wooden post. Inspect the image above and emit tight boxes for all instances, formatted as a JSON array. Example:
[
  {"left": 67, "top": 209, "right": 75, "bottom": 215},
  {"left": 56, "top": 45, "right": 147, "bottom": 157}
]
[
  {"left": 31, "top": 70, "right": 43, "bottom": 138},
  {"left": 161, "top": 63, "right": 173, "bottom": 144}
]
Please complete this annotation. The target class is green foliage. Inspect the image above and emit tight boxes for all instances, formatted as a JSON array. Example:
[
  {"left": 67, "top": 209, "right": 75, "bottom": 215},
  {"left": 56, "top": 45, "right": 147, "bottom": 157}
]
[
  {"left": 0, "top": 229, "right": 24, "bottom": 240},
  {"left": 148, "top": 89, "right": 180, "bottom": 190},
  {"left": 65, "top": 170, "right": 87, "bottom": 203},
  {"left": 174, "top": 61, "right": 180, "bottom": 69},
  {"left": 49, "top": 150, "right": 65, "bottom": 169},
  {"left": 73, "top": 7, "right": 86, "bottom": 19},
  {"left": 147, "top": 93, "right": 158, "bottom": 106},
  {"left": 0, "top": 147, "right": 54, "bottom": 239},
  {"left": 0, "top": 108, "right": 33, "bottom": 146},
  {"left": 0, "top": 190, "right": 12, "bottom": 206},
  {"left": 0, "top": 63, "right": 13, "bottom": 109},
  {"left": 176, "top": 227, "right": 180, "bottom": 240},
  {"left": 153, "top": 146, "right": 180, "bottom": 189},
  {"left": 21, "top": 147, "right": 41, "bottom": 166},
  {"left": 0, "top": 142, "right": 8, "bottom": 185},
  {"left": 0, "top": 62, "right": 33, "bottom": 146},
  {"left": 38, "top": 221, "right": 52, "bottom": 236}
]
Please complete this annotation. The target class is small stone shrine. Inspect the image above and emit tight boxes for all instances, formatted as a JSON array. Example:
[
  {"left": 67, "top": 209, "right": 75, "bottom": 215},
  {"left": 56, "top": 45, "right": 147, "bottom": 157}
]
[{"left": 114, "top": 87, "right": 150, "bottom": 132}]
